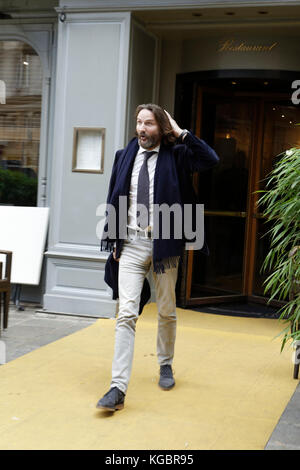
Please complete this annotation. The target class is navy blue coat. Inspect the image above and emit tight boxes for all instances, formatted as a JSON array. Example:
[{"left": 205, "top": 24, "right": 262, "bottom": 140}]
[{"left": 101, "top": 132, "right": 219, "bottom": 312}]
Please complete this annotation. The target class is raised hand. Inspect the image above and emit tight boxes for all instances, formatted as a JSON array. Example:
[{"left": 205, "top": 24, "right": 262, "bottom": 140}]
[{"left": 164, "top": 110, "right": 183, "bottom": 138}]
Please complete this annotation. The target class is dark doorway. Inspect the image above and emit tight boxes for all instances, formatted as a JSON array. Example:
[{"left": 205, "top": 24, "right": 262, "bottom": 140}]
[{"left": 175, "top": 70, "right": 300, "bottom": 309}]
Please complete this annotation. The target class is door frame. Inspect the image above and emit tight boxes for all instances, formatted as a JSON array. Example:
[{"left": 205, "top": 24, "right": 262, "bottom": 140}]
[{"left": 174, "top": 70, "right": 297, "bottom": 308}]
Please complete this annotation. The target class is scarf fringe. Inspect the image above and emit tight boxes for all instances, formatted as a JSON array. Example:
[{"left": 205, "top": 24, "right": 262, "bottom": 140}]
[{"left": 153, "top": 256, "right": 181, "bottom": 274}]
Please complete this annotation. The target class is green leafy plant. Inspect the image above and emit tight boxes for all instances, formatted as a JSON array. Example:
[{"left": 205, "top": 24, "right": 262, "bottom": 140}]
[
  {"left": 0, "top": 169, "right": 37, "bottom": 206},
  {"left": 258, "top": 148, "right": 300, "bottom": 351}
]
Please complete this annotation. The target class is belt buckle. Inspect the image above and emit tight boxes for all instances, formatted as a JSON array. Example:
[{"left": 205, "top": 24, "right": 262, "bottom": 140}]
[
  {"left": 127, "top": 227, "right": 152, "bottom": 240},
  {"left": 127, "top": 227, "right": 141, "bottom": 240}
]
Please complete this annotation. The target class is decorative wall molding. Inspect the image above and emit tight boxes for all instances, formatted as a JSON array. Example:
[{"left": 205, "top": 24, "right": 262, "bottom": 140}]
[{"left": 57, "top": 0, "right": 300, "bottom": 12}]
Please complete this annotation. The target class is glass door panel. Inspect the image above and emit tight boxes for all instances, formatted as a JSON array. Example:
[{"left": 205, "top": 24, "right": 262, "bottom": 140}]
[
  {"left": 0, "top": 40, "right": 42, "bottom": 206},
  {"left": 191, "top": 94, "right": 254, "bottom": 299}
]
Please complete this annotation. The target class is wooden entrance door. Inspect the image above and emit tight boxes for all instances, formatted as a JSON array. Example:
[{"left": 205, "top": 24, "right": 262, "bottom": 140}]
[{"left": 182, "top": 86, "right": 300, "bottom": 307}]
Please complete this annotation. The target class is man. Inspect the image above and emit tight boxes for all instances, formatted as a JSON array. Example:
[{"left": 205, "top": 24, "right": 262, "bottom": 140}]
[{"left": 97, "top": 104, "right": 219, "bottom": 411}]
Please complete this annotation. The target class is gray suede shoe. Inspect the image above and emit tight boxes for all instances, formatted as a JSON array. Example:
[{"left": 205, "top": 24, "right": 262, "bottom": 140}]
[
  {"left": 96, "top": 387, "right": 125, "bottom": 411},
  {"left": 159, "top": 365, "right": 175, "bottom": 390}
]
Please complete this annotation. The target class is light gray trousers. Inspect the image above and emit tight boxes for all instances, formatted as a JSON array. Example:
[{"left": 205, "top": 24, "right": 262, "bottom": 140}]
[{"left": 110, "top": 237, "right": 179, "bottom": 394}]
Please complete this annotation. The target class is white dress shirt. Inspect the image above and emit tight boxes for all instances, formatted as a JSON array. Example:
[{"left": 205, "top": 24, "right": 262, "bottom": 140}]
[{"left": 127, "top": 144, "right": 160, "bottom": 231}]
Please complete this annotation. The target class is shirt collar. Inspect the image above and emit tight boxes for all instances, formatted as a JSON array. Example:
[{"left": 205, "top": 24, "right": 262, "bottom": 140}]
[{"left": 137, "top": 144, "right": 160, "bottom": 156}]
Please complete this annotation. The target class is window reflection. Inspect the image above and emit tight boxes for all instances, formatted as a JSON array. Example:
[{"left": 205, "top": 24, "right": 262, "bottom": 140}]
[{"left": 0, "top": 41, "right": 42, "bottom": 206}]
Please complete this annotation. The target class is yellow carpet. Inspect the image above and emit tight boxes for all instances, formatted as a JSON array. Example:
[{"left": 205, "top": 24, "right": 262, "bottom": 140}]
[{"left": 0, "top": 304, "right": 297, "bottom": 450}]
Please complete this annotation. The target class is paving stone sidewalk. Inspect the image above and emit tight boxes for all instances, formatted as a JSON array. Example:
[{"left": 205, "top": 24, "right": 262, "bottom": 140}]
[{"left": 0, "top": 304, "right": 97, "bottom": 362}]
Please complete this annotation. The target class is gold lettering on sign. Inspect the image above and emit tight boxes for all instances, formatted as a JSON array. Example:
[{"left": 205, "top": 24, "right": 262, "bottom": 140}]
[{"left": 218, "top": 39, "right": 278, "bottom": 52}]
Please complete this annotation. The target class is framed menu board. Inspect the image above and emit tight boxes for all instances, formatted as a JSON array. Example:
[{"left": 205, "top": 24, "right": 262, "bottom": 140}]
[{"left": 72, "top": 127, "right": 105, "bottom": 173}]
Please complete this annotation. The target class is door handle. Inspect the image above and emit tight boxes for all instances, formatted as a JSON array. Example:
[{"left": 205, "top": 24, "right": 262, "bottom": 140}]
[{"left": 205, "top": 210, "right": 247, "bottom": 217}]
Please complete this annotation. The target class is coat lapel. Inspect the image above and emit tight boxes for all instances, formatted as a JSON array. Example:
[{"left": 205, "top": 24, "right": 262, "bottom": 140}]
[
  {"left": 117, "top": 138, "right": 139, "bottom": 194},
  {"left": 154, "top": 143, "right": 181, "bottom": 205}
]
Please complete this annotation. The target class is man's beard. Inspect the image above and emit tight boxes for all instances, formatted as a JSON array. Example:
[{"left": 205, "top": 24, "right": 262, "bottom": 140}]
[{"left": 138, "top": 131, "right": 160, "bottom": 149}]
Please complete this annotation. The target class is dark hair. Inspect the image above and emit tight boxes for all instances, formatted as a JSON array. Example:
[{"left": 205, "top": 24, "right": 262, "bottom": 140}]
[{"left": 135, "top": 103, "right": 177, "bottom": 146}]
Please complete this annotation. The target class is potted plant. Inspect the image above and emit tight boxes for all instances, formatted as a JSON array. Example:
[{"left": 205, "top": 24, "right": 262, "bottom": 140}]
[{"left": 258, "top": 147, "right": 300, "bottom": 365}]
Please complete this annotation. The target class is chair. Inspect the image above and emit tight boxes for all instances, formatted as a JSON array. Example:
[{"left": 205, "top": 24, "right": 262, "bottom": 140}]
[{"left": 0, "top": 250, "right": 12, "bottom": 331}]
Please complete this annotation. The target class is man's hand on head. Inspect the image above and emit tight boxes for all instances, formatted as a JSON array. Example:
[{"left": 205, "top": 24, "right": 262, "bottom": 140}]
[{"left": 164, "top": 110, "right": 183, "bottom": 139}]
